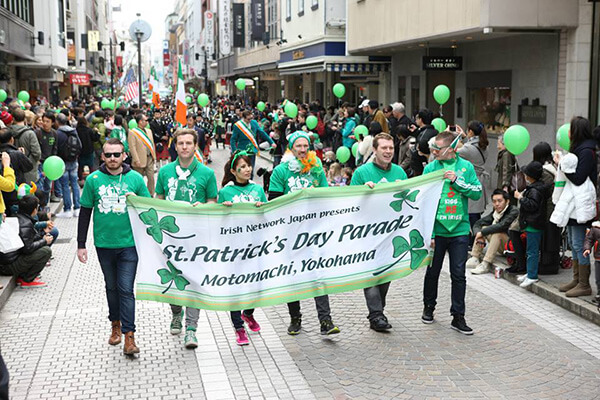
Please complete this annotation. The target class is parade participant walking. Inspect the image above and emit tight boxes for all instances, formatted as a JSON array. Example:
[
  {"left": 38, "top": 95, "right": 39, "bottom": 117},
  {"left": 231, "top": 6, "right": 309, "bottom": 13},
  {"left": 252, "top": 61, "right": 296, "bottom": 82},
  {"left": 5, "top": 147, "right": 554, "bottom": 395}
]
[
  {"left": 218, "top": 150, "right": 267, "bottom": 345},
  {"left": 422, "top": 131, "right": 482, "bottom": 335},
  {"left": 155, "top": 128, "right": 218, "bottom": 349},
  {"left": 128, "top": 113, "right": 156, "bottom": 196},
  {"left": 77, "top": 138, "right": 151, "bottom": 356},
  {"left": 231, "top": 110, "right": 274, "bottom": 175},
  {"left": 268, "top": 131, "right": 340, "bottom": 336},
  {"left": 350, "top": 133, "right": 407, "bottom": 331}
]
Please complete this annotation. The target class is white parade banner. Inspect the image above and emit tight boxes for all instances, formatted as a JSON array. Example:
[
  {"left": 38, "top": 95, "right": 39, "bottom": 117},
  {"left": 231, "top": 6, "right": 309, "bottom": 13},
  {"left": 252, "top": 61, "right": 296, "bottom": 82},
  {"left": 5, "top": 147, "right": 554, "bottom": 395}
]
[{"left": 128, "top": 171, "right": 445, "bottom": 311}]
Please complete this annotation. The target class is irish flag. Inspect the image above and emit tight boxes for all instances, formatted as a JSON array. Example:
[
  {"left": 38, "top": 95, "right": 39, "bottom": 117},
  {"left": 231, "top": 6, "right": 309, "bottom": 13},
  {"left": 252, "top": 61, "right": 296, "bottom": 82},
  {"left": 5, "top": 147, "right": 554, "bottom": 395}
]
[
  {"left": 175, "top": 59, "right": 187, "bottom": 126},
  {"left": 149, "top": 66, "right": 160, "bottom": 108}
]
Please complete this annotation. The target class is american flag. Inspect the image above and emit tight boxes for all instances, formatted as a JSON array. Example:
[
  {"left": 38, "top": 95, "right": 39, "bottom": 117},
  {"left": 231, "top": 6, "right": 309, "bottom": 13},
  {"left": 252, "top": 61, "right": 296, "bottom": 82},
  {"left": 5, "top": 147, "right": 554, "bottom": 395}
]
[{"left": 123, "top": 67, "right": 139, "bottom": 103}]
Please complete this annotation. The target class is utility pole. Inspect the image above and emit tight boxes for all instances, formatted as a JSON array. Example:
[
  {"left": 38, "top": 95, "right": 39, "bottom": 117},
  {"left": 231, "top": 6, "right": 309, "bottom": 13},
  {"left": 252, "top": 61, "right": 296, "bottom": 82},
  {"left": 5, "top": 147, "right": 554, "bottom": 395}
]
[
  {"left": 137, "top": 36, "right": 142, "bottom": 105},
  {"left": 109, "top": 37, "right": 114, "bottom": 98},
  {"left": 129, "top": 14, "right": 151, "bottom": 107}
]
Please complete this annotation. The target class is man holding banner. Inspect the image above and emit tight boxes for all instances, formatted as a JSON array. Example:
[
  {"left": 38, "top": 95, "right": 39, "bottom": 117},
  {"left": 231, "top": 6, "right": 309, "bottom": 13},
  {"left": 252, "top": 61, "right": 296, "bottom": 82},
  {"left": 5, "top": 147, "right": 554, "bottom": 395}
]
[
  {"left": 351, "top": 133, "right": 407, "bottom": 332},
  {"left": 231, "top": 110, "right": 274, "bottom": 177},
  {"left": 422, "top": 131, "right": 482, "bottom": 335},
  {"left": 155, "top": 128, "right": 218, "bottom": 349},
  {"left": 268, "top": 131, "right": 340, "bottom": 336},
  {"left": 128, "top": 113, "right": 156, "bottom": 196}
]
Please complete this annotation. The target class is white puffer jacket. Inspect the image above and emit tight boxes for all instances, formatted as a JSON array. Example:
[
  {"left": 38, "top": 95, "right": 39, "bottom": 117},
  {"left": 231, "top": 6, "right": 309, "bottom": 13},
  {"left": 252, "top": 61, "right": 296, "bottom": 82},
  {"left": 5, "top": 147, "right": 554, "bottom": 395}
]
[{"left": 550, "top": 153, "right": 597, "bottom": 227}]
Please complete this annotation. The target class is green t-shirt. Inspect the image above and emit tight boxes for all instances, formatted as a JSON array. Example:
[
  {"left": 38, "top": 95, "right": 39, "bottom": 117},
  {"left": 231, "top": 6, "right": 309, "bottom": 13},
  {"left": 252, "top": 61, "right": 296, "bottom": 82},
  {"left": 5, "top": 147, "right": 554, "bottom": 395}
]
[
  {"left": 80, "top": 168, "right": 151, "bottom": 248},
  {"left": 155, "top": 158, "right": 218, "bottom": 203},
  {"left": 218, "top": 181, "right": 267, "bottom": 204},
  {"left": 350, "top": 162, "right": 407, "bottom": 186},
  {"left": 110, "top": 126, "right": 129, "bottom": 153},
  {"left": 269, "top": 158, "right": 328, "bottom": 194}
]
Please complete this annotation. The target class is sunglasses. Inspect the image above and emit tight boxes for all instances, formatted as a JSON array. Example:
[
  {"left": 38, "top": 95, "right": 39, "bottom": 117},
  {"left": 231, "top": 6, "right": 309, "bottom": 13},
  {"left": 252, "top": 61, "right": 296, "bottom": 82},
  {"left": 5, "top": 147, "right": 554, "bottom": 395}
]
[{"left": 103, "top": 152, "right": 122, "bottom": 158}]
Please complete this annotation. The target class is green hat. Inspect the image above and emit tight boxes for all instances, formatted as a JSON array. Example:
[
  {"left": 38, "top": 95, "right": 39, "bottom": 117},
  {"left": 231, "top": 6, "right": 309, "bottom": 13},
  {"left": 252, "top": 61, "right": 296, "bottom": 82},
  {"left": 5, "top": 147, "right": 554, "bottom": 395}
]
[{"left": 288, "top": 131, "right": 311, "bottom": 149}]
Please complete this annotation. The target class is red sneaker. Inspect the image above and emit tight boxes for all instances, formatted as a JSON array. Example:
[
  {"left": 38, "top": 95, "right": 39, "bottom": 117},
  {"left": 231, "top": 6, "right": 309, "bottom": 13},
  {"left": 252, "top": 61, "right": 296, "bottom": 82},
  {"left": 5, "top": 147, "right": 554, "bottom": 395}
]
[
  {"left": 235, "top": 328, "right": 249, "bottom": 346},
  {"left": 17, "top": 278, "right": 47, "bottom": 288},
  {"left": 241, "top": 313, "right": 261, "bottom": 332}
]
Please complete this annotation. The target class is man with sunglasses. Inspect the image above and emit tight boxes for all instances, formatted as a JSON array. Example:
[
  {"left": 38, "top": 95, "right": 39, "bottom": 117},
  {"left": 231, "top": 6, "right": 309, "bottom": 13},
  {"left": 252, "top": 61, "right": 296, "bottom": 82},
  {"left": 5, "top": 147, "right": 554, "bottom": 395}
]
[
  {"left": 77, "top": 138, "right": 151, "bottom": 356},
  {"left": 421, "top": 131, "right": 482, "bottom": 335}
]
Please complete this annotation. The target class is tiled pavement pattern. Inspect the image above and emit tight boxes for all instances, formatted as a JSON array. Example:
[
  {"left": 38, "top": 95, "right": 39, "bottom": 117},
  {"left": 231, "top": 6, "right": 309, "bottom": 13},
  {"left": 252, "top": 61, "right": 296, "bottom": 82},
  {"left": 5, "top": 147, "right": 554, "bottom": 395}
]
[{"left": 1, "top": 146, "right": 600, "bottom": 399}]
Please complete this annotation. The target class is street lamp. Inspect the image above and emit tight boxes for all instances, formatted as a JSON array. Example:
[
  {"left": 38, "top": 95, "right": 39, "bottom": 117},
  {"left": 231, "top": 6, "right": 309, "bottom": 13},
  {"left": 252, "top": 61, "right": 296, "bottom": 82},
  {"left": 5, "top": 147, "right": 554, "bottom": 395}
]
[{"left": 129, "top": 15, "right": 152, "bottom": 106}]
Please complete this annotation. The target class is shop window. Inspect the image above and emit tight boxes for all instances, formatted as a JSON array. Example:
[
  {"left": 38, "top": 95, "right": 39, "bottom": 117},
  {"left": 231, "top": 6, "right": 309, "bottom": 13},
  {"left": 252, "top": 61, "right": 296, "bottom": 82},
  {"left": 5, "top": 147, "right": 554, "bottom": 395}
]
[
  {"left": 410, "top": 75, "right": 420, "bottom": 116},
  {"left": 298, "top": 0, "right": 304, "bottom": 16},
  {"left": 397, "top": 76, "right": 406, "bottom": 107},
  {"left": 468, "top": 87, "right": 511, "bottom": 135},
  {"left": 286, "top": 0, "right": 291, "bottom": 21}
]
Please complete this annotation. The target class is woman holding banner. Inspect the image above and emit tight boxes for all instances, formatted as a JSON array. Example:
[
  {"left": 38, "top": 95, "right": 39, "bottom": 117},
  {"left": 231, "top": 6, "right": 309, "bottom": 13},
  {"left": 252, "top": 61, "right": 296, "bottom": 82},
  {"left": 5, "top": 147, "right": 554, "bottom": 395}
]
[{"left": 219, "top": 151, "right": 268, "bottom": 345}]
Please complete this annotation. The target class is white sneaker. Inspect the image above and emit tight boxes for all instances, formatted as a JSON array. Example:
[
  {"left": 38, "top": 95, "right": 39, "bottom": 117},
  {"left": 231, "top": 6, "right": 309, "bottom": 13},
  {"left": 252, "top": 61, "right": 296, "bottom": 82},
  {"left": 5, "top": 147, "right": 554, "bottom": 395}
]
[
  {"left": 55, "top": 210, "right": 73, "bottom": 218},
  {"left": 517, "top": 274, "right": 528, "bottom": 282},
  {"left": 471, "top": 262, "right": 490, "bottom": 275},
  {"left": 73, "top": 208, "right": 80, "bottom": 218},
  {"left": 466, "top": 257, "right": 480, "bottom": 270},
  {"left": 520, "top": 277, "right": 539, "bottom": 288}
]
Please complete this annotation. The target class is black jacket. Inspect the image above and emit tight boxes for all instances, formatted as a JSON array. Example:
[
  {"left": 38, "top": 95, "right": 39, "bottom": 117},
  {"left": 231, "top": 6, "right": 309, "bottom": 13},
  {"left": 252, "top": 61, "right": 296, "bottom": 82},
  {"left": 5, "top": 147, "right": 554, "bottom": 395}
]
[
  {"left": 0, "top": 143, "right": 34, "bottom": 184},
  {"left": 77, "top": 125, "right": 99, "bottom": 156},
  {"left": 519, "top": 180, "right": 550, "bottom": 230},
  {"left": 149, "top": 119, "right": 166, "bottom": 143},
  {"left": 566, "top": 139, "right": 597, "bottom": 186},
  {"left": 409, "top": 124, "right": 437, "bottom": 176},
  {"left": 0, "top": 213, "right": 48, "bottom": 265},
  {"left": 473, "top": 204, "right": 519, "bottom": 236}
]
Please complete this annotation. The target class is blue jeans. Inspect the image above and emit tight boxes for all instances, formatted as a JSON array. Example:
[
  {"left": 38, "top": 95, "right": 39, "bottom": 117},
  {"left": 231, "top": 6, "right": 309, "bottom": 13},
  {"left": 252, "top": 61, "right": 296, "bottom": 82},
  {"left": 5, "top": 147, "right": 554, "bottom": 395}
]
[
  {"left": 96, "top": 247, "right": 138, "bottom": 333},
  {"left": 37, "top": 163, "right": 51, "bottom": 196},
  {"left": 525, "top": 230, "right": 543, "bottom": 279},
  {"left": 567, "top": 225, "right": 590, "bottom": 266},
  {"left": 58, "top": 161, "right": 80, "bottom": 212},
  {"left": 423, "top": 235, "right": 469, "bottom": 316}
]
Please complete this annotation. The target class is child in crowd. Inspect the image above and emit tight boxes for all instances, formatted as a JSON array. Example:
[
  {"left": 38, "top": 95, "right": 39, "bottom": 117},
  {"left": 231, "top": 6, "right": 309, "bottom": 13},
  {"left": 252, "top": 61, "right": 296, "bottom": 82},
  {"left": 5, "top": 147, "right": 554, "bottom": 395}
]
[
  {"left": 341, "top": 167, "right": 353, "bottom": 185},
  {"left": 327, "top": 162, "right": 344, "bottom": 186},
  {"left": 514, "top": 161, "right": 549, "bottom": 288}
]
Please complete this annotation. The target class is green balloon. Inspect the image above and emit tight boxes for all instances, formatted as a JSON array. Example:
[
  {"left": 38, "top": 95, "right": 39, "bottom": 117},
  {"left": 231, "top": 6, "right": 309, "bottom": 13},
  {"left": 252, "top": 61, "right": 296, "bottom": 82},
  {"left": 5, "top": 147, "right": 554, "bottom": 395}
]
[
  {"left": 333, "top": 83, "right": 346, "bottom": 98},
  {"left": 198, "top": 93, "right": 210, "bottom": 107},
  {"left": 504, "top": 125, "right": 530, "bottom": 156},
  {"left": 433, "top": 84, "right": 450, "bottom": 105},
  {"left": 351, "top": 142, "right": 359, "bottom": 158},
  {"left": 17, "top": 90, "right": 30, "bottom": 103},
  {"left": 186, "top": 96, "right": 192, "bottom": 104},
  {"left": 336, "top": 146, "right": 351, "bottom": 163},
  {"left": 128, "top": 119, "right": 138, "bottom": 129},
  {"left": 354, "top": 125, "right": 368, "bottom": 139},
  {"left": 0, "top": 89, "right": 7, "bottom": 103},
  {"left": 257, "top": 101, "right": 266, "bottom": 112},
  {"left": 101, "top": 98, "right": 110, "bottom": 109},
  {"left": 306, "top": 115, "right": 318, "bottom": 130},
  {"left": 43, "top": 156, "right": 65, "bottom": 181},
  {"left": 236, "top": 78, "right": 246, "bottom": 91},
  {"left": 190, "top": 88, "right": 195, "bottom": 94},
  {"left": 284, "top": 102, "right": 298, "bottom": 118},
  {"left": 432, "top": 117, "right": 447, "bottom": 132},
  {"left": 556, "top": 123, "right": 570, "bottom": 151},
  {"left": 109, "top": 99, "right": 116, "bottom": 110}
]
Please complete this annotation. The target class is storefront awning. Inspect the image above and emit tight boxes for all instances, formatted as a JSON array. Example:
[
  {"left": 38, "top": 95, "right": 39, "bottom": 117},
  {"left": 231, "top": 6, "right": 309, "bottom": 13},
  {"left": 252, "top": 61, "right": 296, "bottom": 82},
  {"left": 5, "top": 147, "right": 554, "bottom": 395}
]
[{"left": 326, "top": 63, "right": 390, "bottom": 73}]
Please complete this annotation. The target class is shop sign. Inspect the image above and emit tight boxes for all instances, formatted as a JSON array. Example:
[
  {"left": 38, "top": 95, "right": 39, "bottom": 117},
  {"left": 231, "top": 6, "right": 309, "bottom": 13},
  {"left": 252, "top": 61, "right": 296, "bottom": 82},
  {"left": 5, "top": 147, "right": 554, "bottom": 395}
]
[
  {"left": 422, "top": 56, "right": 462, "bottom": 70},
  {"left": 518, "top": 105, "right": 547, "bottom": 125},
  {"left": 293, "top": 50, "right": 305, "bottom": 60},
  {"left": 205, "top": 11, "right": 215, "bottom": 58},
  {"left": 233, "top": 3, "right": 245, "bottom": 48},
  {"left": 219, "top": 0, "right": 232, "bottom": 55},
  {"left": 69, "top": 73, "right": 90, "bottom": 86},
  {"left": 261, "top": 71, "right": 280, "bottom": 81},
  {"left": 251, "top": 0, "right": 265, "bottom": 42}
]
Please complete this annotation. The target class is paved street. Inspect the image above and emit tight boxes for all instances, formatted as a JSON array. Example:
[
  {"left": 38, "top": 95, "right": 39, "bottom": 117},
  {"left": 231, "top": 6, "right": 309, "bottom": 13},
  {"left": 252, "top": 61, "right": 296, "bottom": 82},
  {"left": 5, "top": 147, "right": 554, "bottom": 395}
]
[{"left": 1, "top": 146, "right": 600, "bottom": 400}]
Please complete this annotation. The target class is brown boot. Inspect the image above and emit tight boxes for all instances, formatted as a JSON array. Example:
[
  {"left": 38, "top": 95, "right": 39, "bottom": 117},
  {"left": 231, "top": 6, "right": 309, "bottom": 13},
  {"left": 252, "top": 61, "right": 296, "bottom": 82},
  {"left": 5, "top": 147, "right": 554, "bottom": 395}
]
[
  {"left": 123, "top": 331, "right": 140, "bottom": 355},
  {"left": 108, "top": 320, "right": 122, "bottom": 345},
  {"left": 566, "top": 263, "right": 592, "bottom": 297},
  {"left": 559, "top": 260, "right": 579, "bottom": 292}
]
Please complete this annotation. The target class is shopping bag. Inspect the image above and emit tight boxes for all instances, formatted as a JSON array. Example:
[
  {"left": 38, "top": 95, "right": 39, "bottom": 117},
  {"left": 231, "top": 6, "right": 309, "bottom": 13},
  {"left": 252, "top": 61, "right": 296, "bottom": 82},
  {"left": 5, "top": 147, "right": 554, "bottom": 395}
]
[{"left": 0, "top": 217, "right": 23, "bottom": 253}]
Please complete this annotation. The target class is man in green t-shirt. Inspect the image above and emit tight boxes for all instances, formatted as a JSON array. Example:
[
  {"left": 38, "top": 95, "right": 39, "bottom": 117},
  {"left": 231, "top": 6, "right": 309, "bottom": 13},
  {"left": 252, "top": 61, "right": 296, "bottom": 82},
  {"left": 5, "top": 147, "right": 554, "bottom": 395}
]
[
  {"left": 421, "top": 131, "right": 482, "bottom": 335},
  {"left": 155, "top": 128, "right": 218, "bottom": 349},
  {"left": 268, "top": 131, "right": 340, "bottom": 336},
  {"left": 351, "top": 133, "right": 407, "bottom": 332},
  {"left": 77, "top": 138, "right": 151, "bottom": 356}
]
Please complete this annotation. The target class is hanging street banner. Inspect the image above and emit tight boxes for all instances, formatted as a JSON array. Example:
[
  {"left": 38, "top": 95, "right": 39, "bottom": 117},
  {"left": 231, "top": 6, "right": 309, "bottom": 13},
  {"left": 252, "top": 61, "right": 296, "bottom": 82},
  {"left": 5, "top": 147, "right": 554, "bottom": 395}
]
[
  {"left": 128, "top": 171, "right": 445, "bottom": 311},
  {"left": 219, "top": 0, "right": 232, "bottom": 56},
  {"left": 204, "top": 10, "right": 215, "bottom": 58},
  {"left": 233, "top": 3, "right": 245, "bottom": 48},
  {"left": 250, "top": 0, "right": 266, "bottom": 42}
]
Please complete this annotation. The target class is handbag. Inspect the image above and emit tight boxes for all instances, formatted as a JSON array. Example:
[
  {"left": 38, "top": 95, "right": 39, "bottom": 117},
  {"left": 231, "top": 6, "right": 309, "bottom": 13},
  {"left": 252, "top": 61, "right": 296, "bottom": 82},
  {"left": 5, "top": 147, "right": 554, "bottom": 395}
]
[
  {"left": 0, "top": 217, "right": 24, "bottom": 254},
  {"left": 510, "top": 164, "right": 527, "bottom": 193}
]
